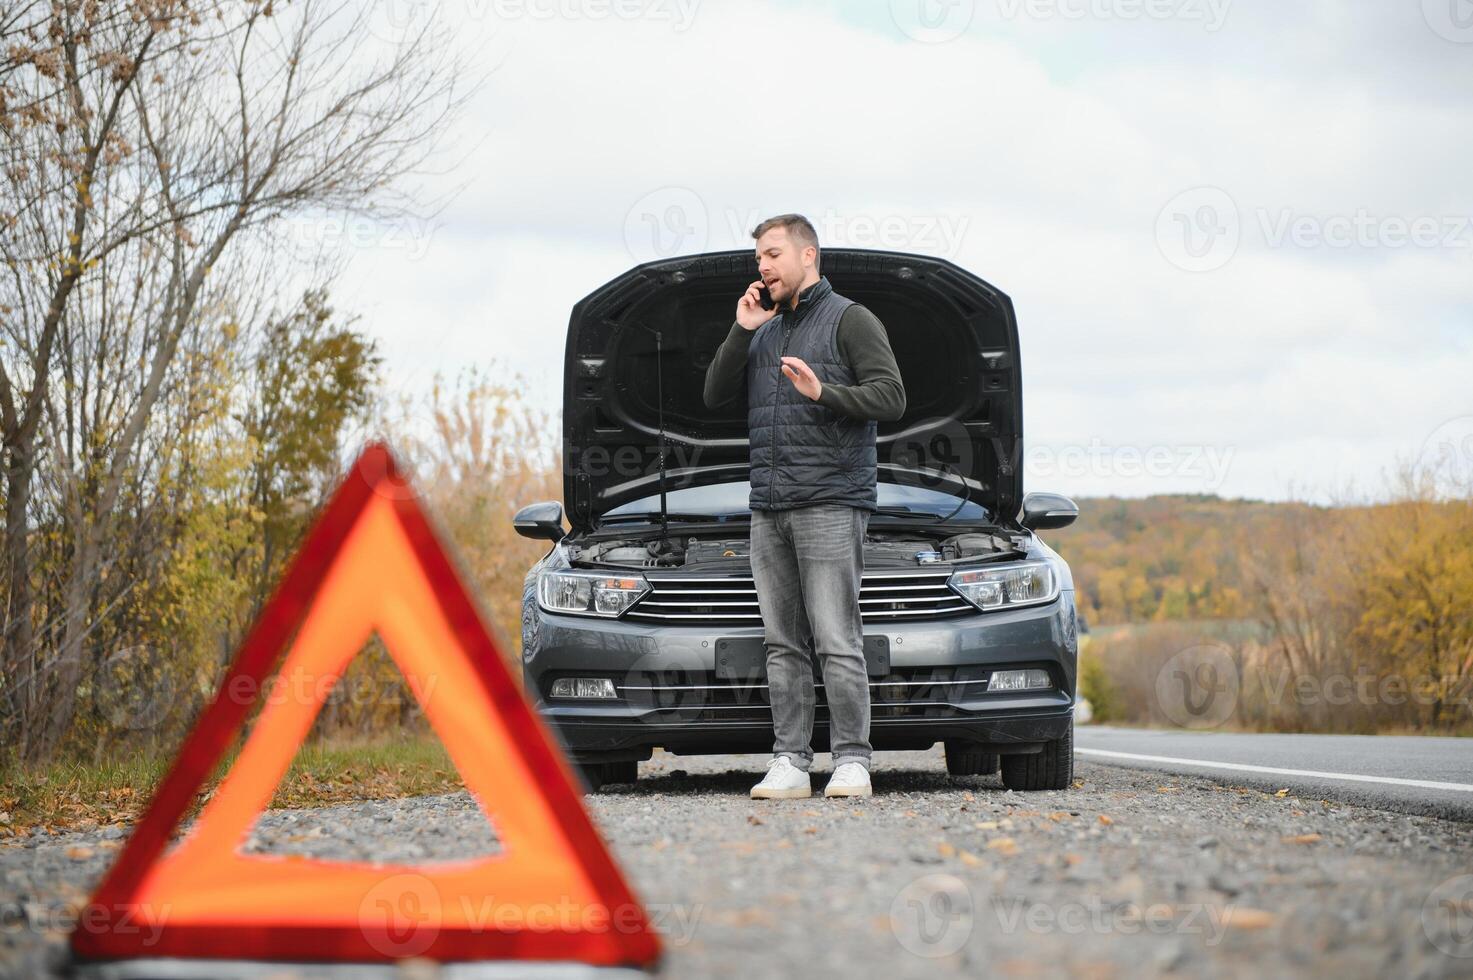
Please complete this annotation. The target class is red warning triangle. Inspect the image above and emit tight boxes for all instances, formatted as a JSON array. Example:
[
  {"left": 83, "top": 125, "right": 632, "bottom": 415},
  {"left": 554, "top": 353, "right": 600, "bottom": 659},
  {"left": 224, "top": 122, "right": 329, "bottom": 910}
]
[{"left": 70, "top": 443, "right": 661, "bottom": 967}]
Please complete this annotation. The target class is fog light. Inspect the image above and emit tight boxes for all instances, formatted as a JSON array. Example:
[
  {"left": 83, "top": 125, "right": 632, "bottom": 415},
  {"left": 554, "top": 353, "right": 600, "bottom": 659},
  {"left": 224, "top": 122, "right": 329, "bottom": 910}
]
[
  {"left": 549, "top": 677, "right": 617, "bottom": 699},
  {"left": 989, "top": 669, "right": 1051, "bottom": 692}
]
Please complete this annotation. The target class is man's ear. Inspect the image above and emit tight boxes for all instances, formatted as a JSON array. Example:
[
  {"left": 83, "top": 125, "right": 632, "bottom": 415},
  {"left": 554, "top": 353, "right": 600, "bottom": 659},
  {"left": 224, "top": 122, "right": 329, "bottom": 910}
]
[{"left": 802, "top": 245, "right": 817, "bottom": 271}]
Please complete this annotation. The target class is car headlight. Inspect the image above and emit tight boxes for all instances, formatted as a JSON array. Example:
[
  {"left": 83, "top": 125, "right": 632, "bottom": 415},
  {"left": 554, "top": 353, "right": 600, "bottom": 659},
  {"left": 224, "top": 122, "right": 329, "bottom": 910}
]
[
  {"left": 537, "top": 568, "right": 650, "bottom": 617},
  {"left": 948, "top": 560, "right": 1057, "bottom": 611}
]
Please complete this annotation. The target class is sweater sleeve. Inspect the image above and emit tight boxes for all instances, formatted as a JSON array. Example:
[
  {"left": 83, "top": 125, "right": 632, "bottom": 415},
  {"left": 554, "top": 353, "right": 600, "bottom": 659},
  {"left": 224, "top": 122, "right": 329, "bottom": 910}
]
[
  {"left": 703, "top": 320, "right": 758, "bottom": 409},
  {"left": 816, "top": 304, "right": 907, "bottom": 421}
]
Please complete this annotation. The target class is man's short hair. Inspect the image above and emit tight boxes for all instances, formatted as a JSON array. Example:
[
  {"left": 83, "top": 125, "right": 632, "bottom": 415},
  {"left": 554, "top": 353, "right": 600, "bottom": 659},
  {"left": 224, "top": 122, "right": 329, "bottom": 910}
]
[{"left": 751, "top": 213, "right": 820, "bottom": 270}]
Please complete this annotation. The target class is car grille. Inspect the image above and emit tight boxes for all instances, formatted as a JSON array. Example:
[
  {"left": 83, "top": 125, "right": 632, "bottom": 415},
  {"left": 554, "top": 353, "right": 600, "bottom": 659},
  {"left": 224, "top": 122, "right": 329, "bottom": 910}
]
[
  {"left": 614, "top": 665, "right": 992, "bottom": 722},
  {"left": 624, "top": 569, "right": 974, "bottom": 625}
]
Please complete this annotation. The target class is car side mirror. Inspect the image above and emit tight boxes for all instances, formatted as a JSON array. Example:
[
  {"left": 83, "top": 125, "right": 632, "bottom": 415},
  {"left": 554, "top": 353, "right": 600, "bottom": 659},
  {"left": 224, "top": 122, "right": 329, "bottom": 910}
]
[
  {"left": 512, "top": 501, "right": 567, "bottom": 542},
  {"left": 1020, "top": 492, "right": 1078, "bottom": 531}
]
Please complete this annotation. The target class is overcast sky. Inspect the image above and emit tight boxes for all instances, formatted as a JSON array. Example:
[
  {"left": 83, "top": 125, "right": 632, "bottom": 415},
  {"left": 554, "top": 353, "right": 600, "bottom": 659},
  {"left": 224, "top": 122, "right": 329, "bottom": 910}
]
[{"left": 318, "top": 0, "right": 1472, "bottom": 503}]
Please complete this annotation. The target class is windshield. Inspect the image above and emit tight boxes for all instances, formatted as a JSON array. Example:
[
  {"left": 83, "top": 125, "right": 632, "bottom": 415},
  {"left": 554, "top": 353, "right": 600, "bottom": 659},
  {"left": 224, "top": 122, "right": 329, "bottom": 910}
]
[{"left": 603, "top": 481, "right": 990, "bottom": 521}]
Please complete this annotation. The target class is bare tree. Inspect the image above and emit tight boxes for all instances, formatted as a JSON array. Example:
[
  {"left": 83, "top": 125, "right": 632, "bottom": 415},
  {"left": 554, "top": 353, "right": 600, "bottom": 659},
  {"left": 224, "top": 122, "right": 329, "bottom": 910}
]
[{"left": 3, "top": 0, "right": 469, "bottom": 760}]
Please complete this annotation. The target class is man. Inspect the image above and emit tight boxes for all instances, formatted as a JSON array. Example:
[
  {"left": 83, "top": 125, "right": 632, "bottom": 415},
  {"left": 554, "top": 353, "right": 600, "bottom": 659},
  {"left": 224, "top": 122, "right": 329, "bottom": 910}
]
[{"left": 703, "top": 214, "right": 906, "bottom": 800}]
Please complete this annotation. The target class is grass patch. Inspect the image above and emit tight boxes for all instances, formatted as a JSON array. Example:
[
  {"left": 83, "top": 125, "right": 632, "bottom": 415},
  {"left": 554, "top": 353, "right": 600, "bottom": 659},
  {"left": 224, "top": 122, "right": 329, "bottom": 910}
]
[{"left": 0, "top": 734, "right": 461, "bottom": 838}]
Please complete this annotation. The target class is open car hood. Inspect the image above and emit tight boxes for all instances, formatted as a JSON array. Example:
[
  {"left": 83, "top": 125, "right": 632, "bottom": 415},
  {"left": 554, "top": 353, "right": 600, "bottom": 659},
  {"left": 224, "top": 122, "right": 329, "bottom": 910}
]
[{"left": 563, "top": 248, "right": 1023, "bottom": 534}]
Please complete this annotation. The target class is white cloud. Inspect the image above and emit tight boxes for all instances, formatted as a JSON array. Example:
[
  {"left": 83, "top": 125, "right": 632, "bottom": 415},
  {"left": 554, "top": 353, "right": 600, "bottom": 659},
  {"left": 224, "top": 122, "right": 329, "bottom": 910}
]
[{"left": 330, "top": 0, "right": 1473, "bottom": 503}]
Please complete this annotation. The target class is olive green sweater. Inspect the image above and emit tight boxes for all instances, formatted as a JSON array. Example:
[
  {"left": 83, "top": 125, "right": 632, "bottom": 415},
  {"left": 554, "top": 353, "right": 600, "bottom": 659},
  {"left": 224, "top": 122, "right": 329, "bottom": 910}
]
[{"left": 701, "top": 304, "right": 907, "bottom": 421}]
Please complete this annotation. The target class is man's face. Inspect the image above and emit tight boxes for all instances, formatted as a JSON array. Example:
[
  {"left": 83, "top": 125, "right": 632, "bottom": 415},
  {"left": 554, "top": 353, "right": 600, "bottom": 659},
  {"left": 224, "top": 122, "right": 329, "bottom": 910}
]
[{"left": 755, "top": 227, "right": 814, "bottom": 308}]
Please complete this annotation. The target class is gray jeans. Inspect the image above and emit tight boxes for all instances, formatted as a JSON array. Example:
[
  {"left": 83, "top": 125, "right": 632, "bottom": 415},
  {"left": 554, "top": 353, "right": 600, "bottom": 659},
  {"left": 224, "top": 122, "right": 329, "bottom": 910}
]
[{"left": 750, "top": 503, "right": 872, "bottom": 771}]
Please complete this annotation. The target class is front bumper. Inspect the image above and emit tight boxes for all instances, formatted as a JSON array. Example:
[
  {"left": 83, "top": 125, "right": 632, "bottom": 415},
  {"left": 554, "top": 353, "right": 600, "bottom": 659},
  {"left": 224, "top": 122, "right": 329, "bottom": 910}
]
[{"left": 523, "top": 591, "right": 1078, "bottom": 763}]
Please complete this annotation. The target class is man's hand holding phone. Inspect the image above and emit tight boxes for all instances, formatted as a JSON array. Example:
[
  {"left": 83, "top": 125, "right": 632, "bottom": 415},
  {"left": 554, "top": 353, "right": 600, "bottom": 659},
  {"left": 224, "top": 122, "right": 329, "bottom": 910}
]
[{"left": 736, "top": 279, "right": 779, "bottom": 332}]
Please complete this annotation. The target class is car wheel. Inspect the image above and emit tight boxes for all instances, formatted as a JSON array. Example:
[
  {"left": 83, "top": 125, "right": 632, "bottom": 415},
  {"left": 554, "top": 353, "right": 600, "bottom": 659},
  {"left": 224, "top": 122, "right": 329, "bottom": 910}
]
[
  {"left": 943, "top": 739, "right": 999, "bottom": 776},
  {"left": 1000, "top": 720, "right": 1074, "bottom": 791}
]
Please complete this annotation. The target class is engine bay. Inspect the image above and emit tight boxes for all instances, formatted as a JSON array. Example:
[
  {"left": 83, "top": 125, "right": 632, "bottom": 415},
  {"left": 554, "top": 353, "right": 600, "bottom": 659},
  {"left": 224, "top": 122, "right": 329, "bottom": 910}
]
[{"left": 569, "top": 525, "right": 1029, "bottom": 570}]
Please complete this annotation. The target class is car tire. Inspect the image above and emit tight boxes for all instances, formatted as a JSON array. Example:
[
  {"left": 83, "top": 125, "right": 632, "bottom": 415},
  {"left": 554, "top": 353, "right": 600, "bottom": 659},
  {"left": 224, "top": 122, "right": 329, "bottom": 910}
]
[
  {"left": 1000, "top": 721, "right": 1074, "bottom": 791},
  {"left": 943, "top": 739, "right": 999, "bottom": 776}
]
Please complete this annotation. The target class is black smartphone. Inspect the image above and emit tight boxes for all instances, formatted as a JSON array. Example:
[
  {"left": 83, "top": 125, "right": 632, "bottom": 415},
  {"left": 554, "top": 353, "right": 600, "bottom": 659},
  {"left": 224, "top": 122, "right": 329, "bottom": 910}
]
[{"left": 758, "top": 285, "right": 774, "bottom": 311}]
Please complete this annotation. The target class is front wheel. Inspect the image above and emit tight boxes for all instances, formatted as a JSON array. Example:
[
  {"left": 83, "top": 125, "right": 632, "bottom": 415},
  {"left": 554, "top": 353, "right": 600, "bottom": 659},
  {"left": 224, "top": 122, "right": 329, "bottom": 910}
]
[{"left": 1000, "top": 721, "right": 1073, "bottom": 791}]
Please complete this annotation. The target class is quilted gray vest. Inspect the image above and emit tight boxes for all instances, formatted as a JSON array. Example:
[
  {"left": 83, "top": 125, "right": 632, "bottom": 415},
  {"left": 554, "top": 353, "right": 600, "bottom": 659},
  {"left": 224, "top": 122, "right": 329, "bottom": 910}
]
[{"left": 747, "top": 276, "right": 878, "bottom": 512}]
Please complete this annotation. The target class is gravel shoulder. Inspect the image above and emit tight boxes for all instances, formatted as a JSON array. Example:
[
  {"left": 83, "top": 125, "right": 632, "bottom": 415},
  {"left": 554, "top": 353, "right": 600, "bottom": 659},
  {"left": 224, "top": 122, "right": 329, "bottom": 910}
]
[{"left": 4, "top": 746, "right": 1472, "bottom": 979}]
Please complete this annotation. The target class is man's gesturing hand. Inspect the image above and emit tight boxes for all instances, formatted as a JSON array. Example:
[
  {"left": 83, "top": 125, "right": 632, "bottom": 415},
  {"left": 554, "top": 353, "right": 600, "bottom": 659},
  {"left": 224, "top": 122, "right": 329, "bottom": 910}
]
[
  {"left": 736, "top": 279, "right": 778, "bottom": 332},
  {"left": 780, "top": 356, "right": 822, "bottom": 401}
]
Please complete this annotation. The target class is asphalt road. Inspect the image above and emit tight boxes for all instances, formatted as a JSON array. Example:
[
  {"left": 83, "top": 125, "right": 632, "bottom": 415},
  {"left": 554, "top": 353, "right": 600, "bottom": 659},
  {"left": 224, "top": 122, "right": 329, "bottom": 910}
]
[{"left": 1078, "top": 726, "right": 1473, "bottom": 821}]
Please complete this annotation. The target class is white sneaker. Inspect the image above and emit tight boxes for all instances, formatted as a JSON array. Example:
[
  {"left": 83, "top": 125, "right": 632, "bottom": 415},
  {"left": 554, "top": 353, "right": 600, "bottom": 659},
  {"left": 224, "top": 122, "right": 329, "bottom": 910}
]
[
  {"left": 751, "top": 755, "right": 812, "bottom": 799},
  {"left": 824, "top": 761, "right": 872, "bottom": 798}
]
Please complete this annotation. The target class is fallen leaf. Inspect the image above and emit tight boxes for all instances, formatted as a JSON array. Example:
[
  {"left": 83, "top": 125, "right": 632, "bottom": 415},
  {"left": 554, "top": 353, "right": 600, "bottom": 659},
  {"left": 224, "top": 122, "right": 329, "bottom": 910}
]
[
  {"left": 1275, "top": 788, "right": 1291, "bottom": 798},
  {"left": 747, "top": 815, "right": 763, "bottom": 826},
  {"left": 959, "top": 850, "right": 983, "bottom": 867},
  {"left": 66, "top": 846, "right": 93, "bottom": 860},
  {"left": 986, "top": 837, "right": 1018, "bottom": 856},
  {"left": 937, "top": 841, "right": 956, "bottom": 857},
  {"left": 803, "top": 826, "right": 818, "bottom": 835},
  {"left": 1156, "top": 786, "right": 1179, "bottom": 794},
  {"left": 1098, "top": 814, "right": 1113, "bottom": 826},
  {"left": 1281, "top": 833, "right": 1322, "bottom": 845},
  {"left": 1223, "top": 907, "right": 1276, "bottom": 930},
  {"left": 974, "top": 820, "right": 999, "bottom": 830},
  {"left": 1047, "top": 811, "right": 1071, "bottom": 822}
]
